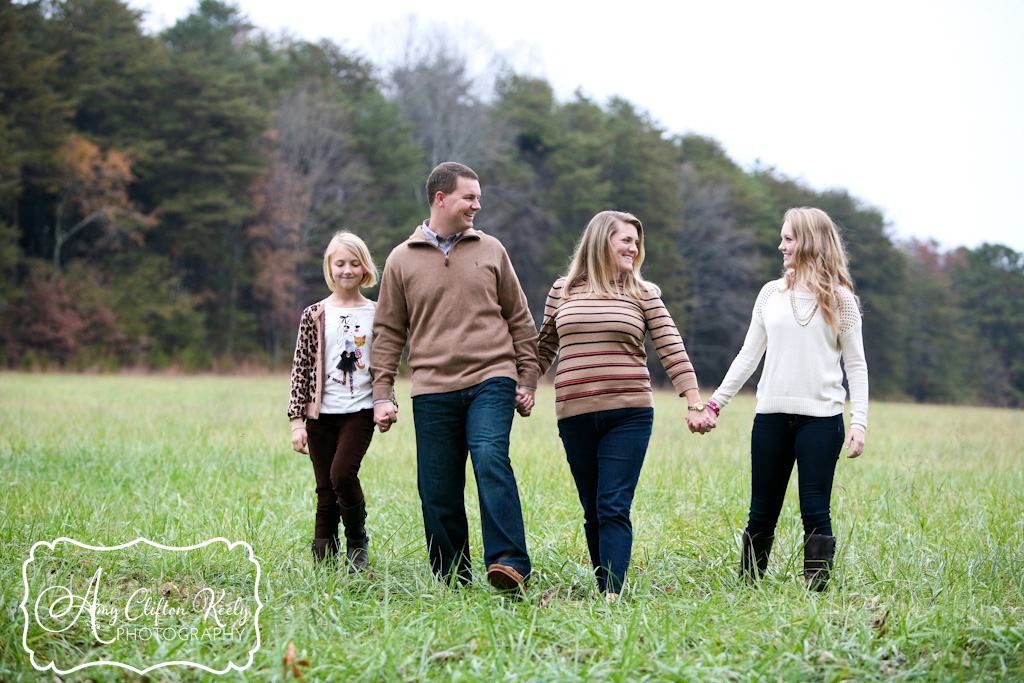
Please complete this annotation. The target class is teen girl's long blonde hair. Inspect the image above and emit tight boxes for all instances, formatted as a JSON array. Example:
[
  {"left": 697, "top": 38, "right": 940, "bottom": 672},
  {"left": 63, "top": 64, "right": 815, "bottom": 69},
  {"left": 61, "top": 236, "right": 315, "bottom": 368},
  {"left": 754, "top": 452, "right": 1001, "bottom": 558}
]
[
  {"left": 563, "top": 210, "right": 660, "bottom": 300},
  {"left": 781, "top": 207, "right": 859, "bottom": 331}
]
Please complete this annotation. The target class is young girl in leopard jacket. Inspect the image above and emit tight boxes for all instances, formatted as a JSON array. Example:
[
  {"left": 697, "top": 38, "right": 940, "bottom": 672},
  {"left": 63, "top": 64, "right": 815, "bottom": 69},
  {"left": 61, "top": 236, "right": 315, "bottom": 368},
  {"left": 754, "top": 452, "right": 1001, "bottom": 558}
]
[{"left": 288, "top": 231, "right": 379, "bottom": 570}]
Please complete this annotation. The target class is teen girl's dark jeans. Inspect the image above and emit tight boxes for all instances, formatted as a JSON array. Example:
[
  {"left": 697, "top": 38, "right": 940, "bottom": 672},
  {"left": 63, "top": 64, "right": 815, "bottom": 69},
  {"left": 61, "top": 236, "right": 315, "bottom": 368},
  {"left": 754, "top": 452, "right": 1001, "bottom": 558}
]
[
  {"left": 557, "top": 406, "right": 654, "bottom": 594},
  {"left": 747, "top": 413, "right": 845, "bottom": 538},
  {"left": 305, "top": 409, "right": 375, "bottom": 539}
]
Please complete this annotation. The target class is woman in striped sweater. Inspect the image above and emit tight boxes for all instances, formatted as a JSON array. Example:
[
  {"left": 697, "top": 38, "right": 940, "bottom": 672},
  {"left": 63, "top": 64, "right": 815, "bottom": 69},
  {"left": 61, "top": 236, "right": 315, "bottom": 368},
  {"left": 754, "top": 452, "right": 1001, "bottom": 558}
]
[{"left": 538, "top": 210, "right": 715, "bottom": 601}]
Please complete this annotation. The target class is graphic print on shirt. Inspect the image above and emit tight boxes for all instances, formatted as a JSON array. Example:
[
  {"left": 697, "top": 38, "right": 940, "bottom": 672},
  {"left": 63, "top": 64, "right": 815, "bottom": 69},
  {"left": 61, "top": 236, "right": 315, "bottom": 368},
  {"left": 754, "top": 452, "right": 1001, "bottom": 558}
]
[{"left": 328, "top": 314, "right": 366, "bottom": 395}]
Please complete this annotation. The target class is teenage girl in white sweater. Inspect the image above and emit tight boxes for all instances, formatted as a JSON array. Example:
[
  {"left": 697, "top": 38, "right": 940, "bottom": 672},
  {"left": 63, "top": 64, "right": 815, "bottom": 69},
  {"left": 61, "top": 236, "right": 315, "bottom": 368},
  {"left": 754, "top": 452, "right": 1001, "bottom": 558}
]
[{"left": 707, "top": 207, "right": 868, "bottom": 591}]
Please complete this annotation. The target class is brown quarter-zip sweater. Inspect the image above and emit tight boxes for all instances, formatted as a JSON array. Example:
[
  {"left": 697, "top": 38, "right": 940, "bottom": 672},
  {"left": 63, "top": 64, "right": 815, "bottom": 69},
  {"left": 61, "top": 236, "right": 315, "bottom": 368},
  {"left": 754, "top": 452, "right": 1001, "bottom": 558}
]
[{"left": 371, "top": 225, "right": 540, "bottom": 401}]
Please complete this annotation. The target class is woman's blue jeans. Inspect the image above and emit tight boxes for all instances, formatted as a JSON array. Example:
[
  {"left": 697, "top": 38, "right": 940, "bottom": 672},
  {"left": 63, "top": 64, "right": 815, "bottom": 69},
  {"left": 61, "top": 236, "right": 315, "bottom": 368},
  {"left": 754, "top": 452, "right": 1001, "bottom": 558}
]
[
  {"left": 412, "top": 377, "right": 530, "bottom": 585},
  {"left": 557, "top": 407, "right": 654, "bottom": 593},
  {"left": 747, "top": 413, "right": 845, "bottom": 538}
]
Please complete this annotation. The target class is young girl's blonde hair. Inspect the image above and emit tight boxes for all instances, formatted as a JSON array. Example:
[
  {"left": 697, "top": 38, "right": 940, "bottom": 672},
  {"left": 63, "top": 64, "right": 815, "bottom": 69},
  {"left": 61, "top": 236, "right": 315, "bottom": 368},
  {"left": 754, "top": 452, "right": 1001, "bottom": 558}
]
[
  {"left": 322, "top": 231, "right": 378, "bottom": 290},
  {"left": 781, "top": 207, "right": 859, "bottom": 331},
  {"left": 563, "top": 210, "right": 660, "bottom": 299}
]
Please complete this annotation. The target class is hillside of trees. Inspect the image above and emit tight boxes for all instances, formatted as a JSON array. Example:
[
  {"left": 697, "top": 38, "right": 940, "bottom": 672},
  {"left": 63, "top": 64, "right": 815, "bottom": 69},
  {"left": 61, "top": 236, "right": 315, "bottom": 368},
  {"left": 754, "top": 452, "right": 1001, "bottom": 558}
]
[{"left": 2, "top": 0, "right": 1022, "bottom": 407}]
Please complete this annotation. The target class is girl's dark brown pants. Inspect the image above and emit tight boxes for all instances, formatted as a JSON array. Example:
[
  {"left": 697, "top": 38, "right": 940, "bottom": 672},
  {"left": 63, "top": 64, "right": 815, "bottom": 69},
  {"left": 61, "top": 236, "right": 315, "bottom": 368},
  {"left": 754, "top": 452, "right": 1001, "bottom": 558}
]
[{"left": 305, "top": 409, "right": 374, "bottom": 539}]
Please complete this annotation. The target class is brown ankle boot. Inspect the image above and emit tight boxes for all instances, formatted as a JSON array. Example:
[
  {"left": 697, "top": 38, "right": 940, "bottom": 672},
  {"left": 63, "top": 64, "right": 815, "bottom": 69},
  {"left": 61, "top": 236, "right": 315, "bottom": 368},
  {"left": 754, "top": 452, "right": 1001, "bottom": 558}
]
[
  {"left": 739, "top": 529, "right": 774, "bottom": 583},
  {"left": 804, "top": 534, "right": 836, "bottom": 591},
  {"left": 339, "top": 499, "right": 369, "bottom": 572}
]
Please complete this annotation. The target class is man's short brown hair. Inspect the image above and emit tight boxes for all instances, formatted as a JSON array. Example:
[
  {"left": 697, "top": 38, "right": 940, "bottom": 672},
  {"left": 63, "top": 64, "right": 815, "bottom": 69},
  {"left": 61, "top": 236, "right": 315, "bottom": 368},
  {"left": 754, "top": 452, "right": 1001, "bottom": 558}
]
[{"left": 426, "top": 162, "right": 479, "bottom": 205}]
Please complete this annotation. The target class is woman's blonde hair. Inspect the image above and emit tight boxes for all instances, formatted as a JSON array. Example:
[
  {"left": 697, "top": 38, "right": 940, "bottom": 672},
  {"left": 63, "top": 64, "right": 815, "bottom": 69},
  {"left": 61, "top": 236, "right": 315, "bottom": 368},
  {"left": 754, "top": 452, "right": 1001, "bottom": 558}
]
[
  {"left": 563, "top": 210, "right": 660, "bottom": 299},
  {"left": 781, "top": 207, "right": 858, "bottom": 331},
  {"left": 322, "top": 231, "right": 378, "bottom": 290}
]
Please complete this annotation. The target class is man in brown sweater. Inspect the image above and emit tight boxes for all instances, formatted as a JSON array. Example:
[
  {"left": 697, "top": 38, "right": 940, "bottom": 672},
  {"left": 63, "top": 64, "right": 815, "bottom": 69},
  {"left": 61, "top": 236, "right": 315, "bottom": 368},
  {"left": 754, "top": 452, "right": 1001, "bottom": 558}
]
[{"left": 371, "top": 162, "right": 539, "bottom": 591}]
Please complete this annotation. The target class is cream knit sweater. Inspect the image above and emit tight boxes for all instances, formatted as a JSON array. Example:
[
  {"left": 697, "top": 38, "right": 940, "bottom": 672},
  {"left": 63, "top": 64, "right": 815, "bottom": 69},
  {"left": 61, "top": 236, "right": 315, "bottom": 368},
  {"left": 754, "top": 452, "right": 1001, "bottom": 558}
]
[{"left": 709, "top": 279, "right": 868, "bottom": 432}]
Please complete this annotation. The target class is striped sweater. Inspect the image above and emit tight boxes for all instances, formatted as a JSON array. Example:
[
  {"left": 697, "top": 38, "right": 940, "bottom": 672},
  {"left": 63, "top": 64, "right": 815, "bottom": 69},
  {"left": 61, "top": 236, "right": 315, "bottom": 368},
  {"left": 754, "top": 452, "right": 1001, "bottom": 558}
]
[{"left": 537, "top": 277, "right": 699, "bottom": 420}]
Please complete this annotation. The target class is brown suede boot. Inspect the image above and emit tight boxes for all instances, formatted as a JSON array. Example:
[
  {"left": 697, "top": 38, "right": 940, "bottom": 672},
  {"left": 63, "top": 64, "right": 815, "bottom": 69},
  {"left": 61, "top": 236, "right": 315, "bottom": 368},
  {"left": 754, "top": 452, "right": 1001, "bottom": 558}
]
[
  {"left": 804, "top": 534, "right": 836, "bottom": 591},
  {"left": 739, "top": 529, "right": 774, "bottom": 583},
  {"left": 339, "top": 499, "right": 369, "bottom": 573}
]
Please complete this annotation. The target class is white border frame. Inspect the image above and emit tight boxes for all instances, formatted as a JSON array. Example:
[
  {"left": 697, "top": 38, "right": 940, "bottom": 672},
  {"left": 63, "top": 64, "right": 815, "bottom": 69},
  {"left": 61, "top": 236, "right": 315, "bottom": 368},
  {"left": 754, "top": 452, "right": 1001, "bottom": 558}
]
[{"left": 21, "top": 537, "right": 264, "bottom": 675}]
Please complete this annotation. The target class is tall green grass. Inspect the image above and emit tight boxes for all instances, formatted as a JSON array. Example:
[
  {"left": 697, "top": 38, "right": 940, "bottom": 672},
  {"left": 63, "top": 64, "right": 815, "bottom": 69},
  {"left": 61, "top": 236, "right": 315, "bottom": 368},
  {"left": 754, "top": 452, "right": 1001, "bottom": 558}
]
[{"left": 1, "top": 373, "right": 1022, "bottom": 681}]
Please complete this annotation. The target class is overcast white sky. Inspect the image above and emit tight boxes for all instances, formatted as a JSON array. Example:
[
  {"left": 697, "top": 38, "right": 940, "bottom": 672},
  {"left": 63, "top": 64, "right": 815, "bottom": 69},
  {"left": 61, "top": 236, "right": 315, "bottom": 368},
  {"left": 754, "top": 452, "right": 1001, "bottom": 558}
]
[{"left": 132, "top": 0, "right": 1024, "bottom": 253}]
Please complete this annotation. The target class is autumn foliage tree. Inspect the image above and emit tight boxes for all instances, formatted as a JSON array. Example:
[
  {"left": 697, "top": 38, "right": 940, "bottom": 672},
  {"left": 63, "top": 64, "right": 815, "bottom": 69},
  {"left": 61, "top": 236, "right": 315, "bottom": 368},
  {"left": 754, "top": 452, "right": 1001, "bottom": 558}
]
[{"left": 51, "top": 135, "right": 152, "bottom": 271}]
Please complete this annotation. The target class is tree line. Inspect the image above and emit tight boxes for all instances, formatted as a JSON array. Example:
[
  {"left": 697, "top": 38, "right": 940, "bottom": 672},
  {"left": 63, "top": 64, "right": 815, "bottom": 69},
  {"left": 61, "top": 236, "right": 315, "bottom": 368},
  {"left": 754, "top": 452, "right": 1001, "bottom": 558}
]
[{"left": 2, "top": 0, "right": 1022, "bottom": 407}]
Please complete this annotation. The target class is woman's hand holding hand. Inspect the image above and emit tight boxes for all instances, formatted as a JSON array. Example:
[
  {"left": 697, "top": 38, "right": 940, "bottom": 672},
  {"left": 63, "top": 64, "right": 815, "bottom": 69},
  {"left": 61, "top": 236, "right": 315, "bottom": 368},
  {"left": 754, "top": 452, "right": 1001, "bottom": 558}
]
[
  {"left": 686, "top": 408, "right": 716, "bottom": 435},
  {"left": 515, "top": 387, "right": 535, "bottom": 417},
  {"left": 845, "top": 428, "right": 865, "bottom": 458}
]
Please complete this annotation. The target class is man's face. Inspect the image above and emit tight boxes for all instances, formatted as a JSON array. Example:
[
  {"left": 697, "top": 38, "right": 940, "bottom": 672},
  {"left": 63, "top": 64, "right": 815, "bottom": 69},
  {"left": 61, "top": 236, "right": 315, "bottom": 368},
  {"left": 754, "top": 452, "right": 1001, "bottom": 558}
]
[{"left": 437, "top": 176, "right": 482, "bottom": 232}]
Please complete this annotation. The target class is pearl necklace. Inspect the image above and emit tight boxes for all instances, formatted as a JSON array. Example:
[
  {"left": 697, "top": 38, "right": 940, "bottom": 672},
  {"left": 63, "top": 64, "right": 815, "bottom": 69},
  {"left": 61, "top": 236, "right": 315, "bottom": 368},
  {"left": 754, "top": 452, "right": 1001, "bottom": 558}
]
[{"left": 790, "top": 288, "right": 818, "bottom": 326}]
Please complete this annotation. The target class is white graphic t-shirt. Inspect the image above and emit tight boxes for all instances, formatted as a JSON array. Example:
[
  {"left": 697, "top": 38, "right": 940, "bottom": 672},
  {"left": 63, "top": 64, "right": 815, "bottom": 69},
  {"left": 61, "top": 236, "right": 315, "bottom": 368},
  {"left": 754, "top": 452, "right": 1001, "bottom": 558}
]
[{"left": 321, "top": 301, "right": 374, "bottom": 414}]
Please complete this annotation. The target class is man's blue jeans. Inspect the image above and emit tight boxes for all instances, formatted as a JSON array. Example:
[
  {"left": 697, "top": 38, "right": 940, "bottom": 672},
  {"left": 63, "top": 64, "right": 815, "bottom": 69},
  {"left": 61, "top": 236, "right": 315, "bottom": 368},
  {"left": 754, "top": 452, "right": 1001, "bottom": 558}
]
[
  {"left": 557, "top": 407, "right": 654, "bottom": 593},
  {"left": 747, "top": 413, "right": 845, "bottom": 538},
  {"left": 412, "top": 377, "right": 530, "bottom": 585}
]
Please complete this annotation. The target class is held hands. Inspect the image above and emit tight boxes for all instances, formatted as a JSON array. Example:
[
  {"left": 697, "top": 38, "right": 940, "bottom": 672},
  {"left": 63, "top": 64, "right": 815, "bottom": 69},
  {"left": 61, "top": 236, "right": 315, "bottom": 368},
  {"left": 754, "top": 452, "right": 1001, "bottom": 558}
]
[
  {"left": 683, "top": 392, "right": 716, "bottom": 435},
  {"left": 686, "top": 408, "right": 716, "bottom": 435},
  {"left": 374, "top": 401, "right": 398, "bottom": 433},
  {"left": 846, "top": 427, "right": 865, "bottom": 458},
  {"left": 515, "top": 387, "right": 535, "bottom": 417}
]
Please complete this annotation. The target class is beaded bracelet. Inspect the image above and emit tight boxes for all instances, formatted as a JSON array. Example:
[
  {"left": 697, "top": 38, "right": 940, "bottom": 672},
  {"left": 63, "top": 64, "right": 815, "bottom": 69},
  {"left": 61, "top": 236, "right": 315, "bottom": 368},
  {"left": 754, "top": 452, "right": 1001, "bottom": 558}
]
[{"left": 706, "top": 400, "right": 720, "bottom": 416}]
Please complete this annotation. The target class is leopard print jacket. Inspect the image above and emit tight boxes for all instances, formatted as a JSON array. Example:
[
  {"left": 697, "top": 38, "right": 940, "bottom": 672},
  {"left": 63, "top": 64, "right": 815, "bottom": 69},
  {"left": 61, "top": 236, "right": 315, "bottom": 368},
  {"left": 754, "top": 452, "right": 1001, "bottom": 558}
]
[{"left": 287, "top": 300, "right": 327, "bottom": 421}]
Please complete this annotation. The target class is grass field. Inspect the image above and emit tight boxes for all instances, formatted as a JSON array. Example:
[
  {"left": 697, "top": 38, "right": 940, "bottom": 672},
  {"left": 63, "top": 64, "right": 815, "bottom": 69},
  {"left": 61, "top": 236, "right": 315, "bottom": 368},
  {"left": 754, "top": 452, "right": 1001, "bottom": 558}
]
[{"left": 1, "top": 373, "right": 1022, "bottom": 682}]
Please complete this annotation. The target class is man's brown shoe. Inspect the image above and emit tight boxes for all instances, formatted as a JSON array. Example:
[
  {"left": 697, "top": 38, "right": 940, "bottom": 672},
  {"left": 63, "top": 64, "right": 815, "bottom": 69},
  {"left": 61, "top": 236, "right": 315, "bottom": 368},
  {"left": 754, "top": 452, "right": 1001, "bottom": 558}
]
[{"left": 486, "top": 564, "right": 526, "bottom": 593}]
